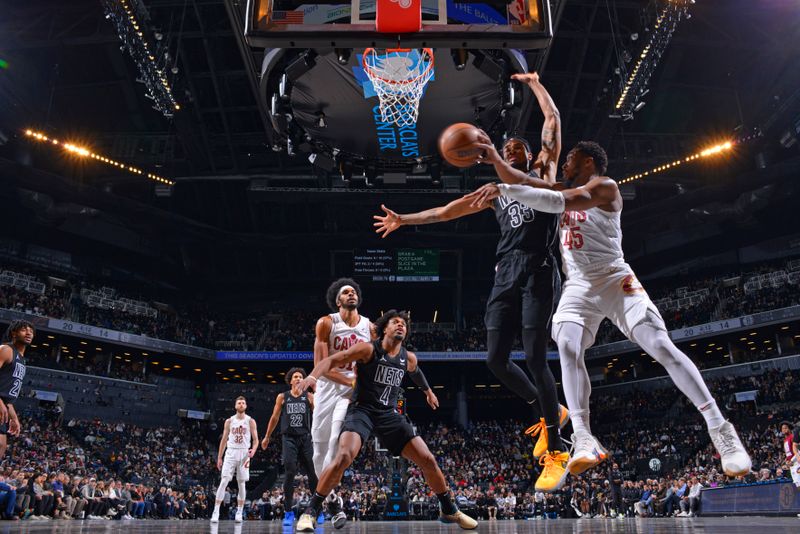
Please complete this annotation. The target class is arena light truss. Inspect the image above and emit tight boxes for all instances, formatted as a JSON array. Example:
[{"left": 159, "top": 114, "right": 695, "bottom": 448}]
[
  {"left": 619, "top": 140, "right": 733, "bottom": 185},
  {"left": 101, "top": 0, "right": 179, "bottom": 118},
  {"left": 613, "top": 0, "right": 694, "bottom": 119},
  {"left": 24, "top": 129, "right": 175, "bottom": 186}
]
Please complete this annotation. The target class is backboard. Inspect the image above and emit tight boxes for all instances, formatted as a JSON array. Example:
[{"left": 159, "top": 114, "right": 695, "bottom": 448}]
[{"left": 245, "top": 0, "right": 552, "bottom": 49}]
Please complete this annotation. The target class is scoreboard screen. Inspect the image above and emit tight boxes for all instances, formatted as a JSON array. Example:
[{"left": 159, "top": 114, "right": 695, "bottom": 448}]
[{"left": 353, "top": 249, "right": 439, "bottom": 282}]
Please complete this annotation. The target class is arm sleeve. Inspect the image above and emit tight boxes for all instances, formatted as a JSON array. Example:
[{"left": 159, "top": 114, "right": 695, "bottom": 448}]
[
  {"left": 498, "top": 183, "right": 566, "bottom": 213},
  {"left": 408, "top": 367, "right": 431, "bottom": 391}
]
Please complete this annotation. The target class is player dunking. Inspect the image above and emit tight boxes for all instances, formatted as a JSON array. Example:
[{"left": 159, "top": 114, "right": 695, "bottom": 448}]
[
  {"left": 0, "top": 320, "right": 32, "bottom": 459},
  {"left": 469, "top": 139, "right": 752, "bottom": 479},
  {"left": 373, "top": 73, "right": 569, "bottom": 491},
  {"left": 262, "top": 367, "right": 318, "bottom": 526},
  {"left": 292, "top": 310, "right": 468, "bottom": 532},
  {"left": 211, "top": 396, "right": 258, "bottom": 523},
  {"left": 311, "top": 279, "right": 373, "bottom": 527}
]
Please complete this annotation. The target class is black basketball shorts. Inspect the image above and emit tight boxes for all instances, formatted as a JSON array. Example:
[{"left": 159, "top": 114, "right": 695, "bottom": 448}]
[
  {"left": 484, "top": 250, "right": 560, "bottom": 331},
  {"left": 282, "top": 433, "right": 313, "bottom": 466},
  {"left": 341, "top": 403, "right": 417, "bottom": 457}
]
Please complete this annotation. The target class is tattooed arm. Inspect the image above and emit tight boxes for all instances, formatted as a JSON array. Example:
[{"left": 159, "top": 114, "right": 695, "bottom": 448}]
[{"left": 512, "top": 72, "right": 562, "bottom": 184}]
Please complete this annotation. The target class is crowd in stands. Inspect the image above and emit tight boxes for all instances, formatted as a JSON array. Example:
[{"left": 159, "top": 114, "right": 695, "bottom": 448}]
[
  {"left": 2, "top": 365, "right": 798, "bottom": 522},
  {"left": 6, "top": 258, "right": 800, "bottom": 354}
]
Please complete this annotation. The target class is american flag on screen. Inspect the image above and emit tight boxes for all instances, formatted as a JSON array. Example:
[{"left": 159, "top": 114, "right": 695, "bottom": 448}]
[{"left": 272, "top": 10, "right": 305, "bottom": 24}]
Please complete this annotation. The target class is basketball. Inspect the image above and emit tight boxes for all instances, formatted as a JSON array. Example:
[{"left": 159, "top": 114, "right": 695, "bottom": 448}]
[{"left": 438, "top": 123, "right": 485, "bottom": 168}]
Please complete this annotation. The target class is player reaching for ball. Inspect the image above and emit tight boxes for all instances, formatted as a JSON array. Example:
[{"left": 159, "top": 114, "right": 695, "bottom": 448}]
[
  {"left": 373, "top": 72, "right": 571, "bottom": 492},
  {"left": 467, "top": 139, "right": 752, "bottom": 480}
]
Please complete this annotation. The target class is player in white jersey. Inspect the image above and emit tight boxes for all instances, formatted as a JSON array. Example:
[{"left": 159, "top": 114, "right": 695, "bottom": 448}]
[
  {"left": 469, "top": 139, "right": 752, "bottom": 481},
  {"left": 211, "top": 396, "right": 258, "bottom": 523},
  {"left": 311, "top": 278, "right": 374, "bottom": 527}
]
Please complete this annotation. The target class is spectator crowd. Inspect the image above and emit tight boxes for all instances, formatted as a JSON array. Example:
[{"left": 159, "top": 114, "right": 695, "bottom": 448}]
[
  {"left": 1, "top": 366, "right": 798, "bottom": 522},
  {"left": 3, "top": 258, "right": 800, "bottom": 354}
]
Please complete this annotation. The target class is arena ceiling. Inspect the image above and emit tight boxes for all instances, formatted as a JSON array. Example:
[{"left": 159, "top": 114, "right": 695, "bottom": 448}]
[{"left": 0, "top": 0, "right": 798, "bottom": 288}]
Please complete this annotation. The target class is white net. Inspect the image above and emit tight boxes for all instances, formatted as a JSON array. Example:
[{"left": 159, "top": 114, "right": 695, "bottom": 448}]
[{"left": 363, "top": 48, "right": 434, "bottom": 128}]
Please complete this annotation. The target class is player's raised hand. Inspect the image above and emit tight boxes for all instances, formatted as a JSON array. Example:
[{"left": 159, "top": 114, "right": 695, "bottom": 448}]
[
  {"left": 511, "top": 71, "right": 540, "bottom": 86},
  {"left": 466, "top": 183, "right": 502, "bottom": 208},
  {"left": 373, "top": 204, "right": 402, "bottom": 238},
  {"left": 425, "top": 389, "right": 439, "bottom": 411}
]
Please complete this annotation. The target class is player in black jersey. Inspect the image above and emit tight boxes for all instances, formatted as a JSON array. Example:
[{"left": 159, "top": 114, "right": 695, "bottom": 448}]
[
  {"left": 261, "top": 367, "right": 318, "bottom": 526},
  {"left": 293, "top": 310, "right": 476, "bottom": 532},
  {"left": 0, "top": 320, "right": 32, "bottom": 459},
  {"left": 373, "top": 72, "right": 569, "bottom": 489}
]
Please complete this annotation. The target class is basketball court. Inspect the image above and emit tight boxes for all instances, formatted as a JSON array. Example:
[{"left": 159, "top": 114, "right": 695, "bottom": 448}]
[{"left": 2, "top": 517, "right": 799, "bottom": 533}]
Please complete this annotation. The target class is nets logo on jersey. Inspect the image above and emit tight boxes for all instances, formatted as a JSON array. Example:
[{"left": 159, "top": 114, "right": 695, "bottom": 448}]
[
  {"left": 375, "top": 364, "right": 404, "bottom": 387},
  {"left": 333, "top": 333, "right": 362, "bottom": 351},
  {"left": 12, "top": 361, "right": 25, "bottom": 381},
  {"left": 285, "top": 402, "right": 307, "bottom": 415}
]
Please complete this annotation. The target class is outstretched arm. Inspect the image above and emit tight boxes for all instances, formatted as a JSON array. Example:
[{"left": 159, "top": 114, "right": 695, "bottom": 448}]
[
  {"left": 373, "top": 197, "right": 489, "bottom": 238},
  {"left": 467, "top": 176, "right": 620, "bottom": 213},
  {"left": 298, "top": 342, "right": 375, "bottom": 392},
  {"left": 475, "top": 133, "right": 562, "bottom": 189},
  {"left": 514, "top": 72, "right": 561, "bottom": 184}
]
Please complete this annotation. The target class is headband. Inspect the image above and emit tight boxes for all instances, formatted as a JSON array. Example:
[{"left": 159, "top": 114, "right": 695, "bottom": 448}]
[{"left": 337, "top": 285, "right": 356, "bottom": 301}]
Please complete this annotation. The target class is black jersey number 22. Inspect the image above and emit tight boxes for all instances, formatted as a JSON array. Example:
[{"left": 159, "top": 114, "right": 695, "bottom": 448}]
[{"left": 9, "top": 379, "right": 21, "bottom": 398}]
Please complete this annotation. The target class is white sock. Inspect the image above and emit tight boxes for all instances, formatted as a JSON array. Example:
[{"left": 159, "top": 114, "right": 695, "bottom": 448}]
[
  {"left": 570, "top": 409, "right": 592, "bottom": 435},
  {"left": 698, "top": 400, "right": 725, "bottom": 429}
]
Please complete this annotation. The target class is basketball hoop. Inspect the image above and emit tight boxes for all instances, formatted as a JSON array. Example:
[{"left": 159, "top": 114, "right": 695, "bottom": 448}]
[{"left": 363, "top": 48, "right": 434, "bottom": 128}]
